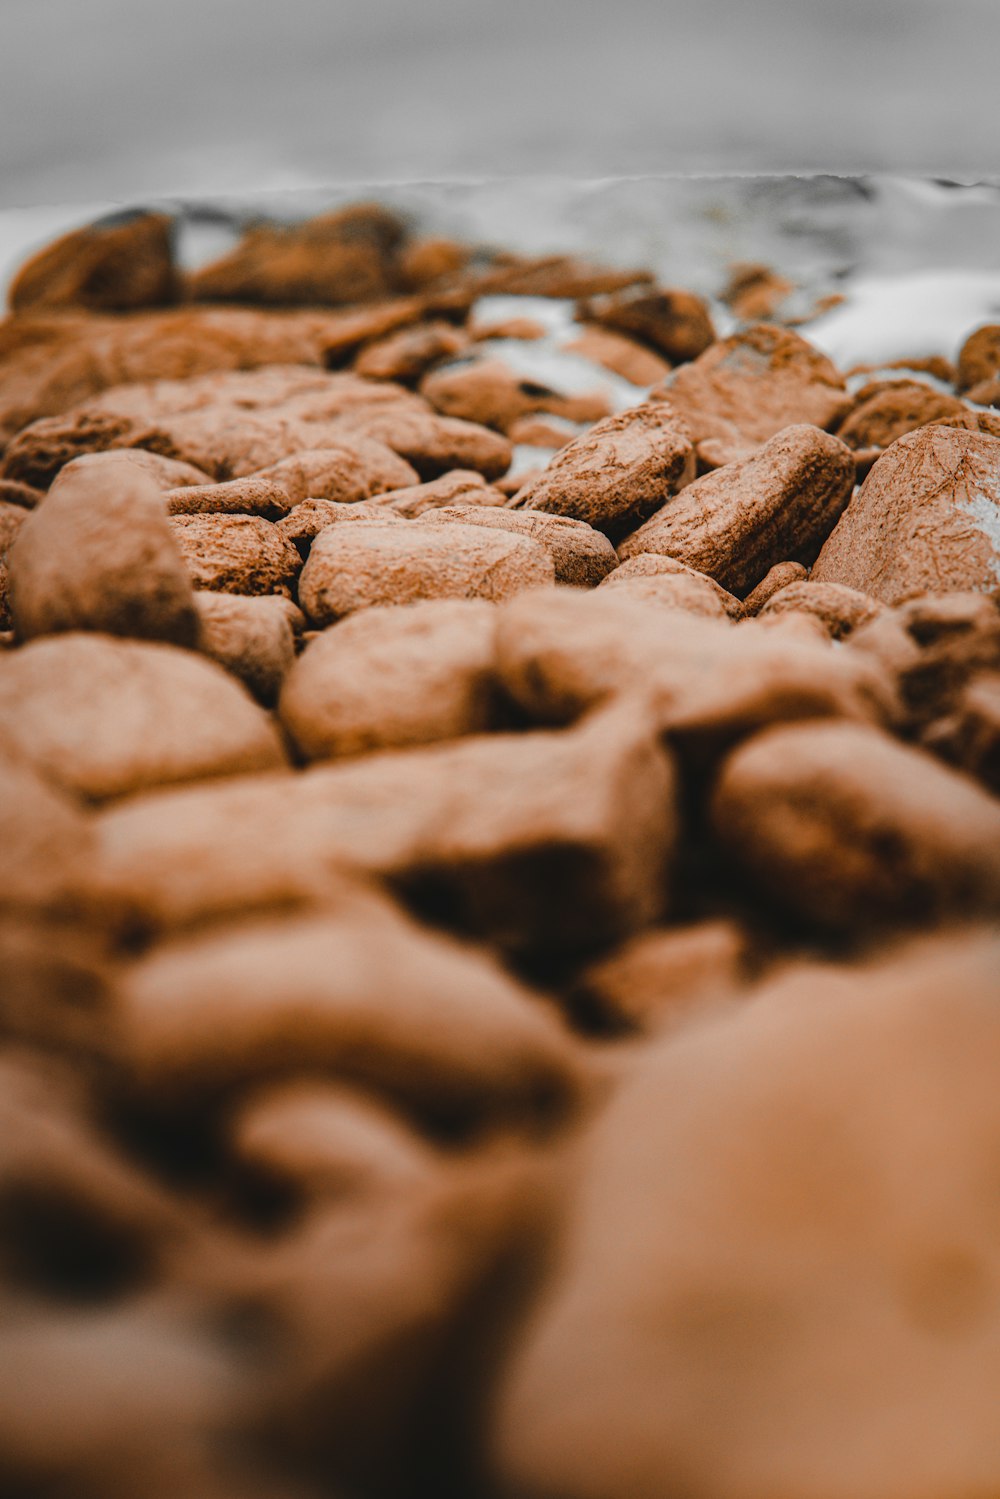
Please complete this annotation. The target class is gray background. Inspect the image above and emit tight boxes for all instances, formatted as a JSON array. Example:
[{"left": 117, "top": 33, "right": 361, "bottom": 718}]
[{"left": 2, "top": 0, "right": 997, "bottom": 209}]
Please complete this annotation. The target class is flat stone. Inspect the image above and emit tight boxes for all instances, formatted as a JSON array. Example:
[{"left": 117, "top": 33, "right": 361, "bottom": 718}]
[
  {"left": 168, "top": 514, "right": 302, "bottom": 595},
  {"left": 421, "top": 505, "right": 618, "bottom": 586}
]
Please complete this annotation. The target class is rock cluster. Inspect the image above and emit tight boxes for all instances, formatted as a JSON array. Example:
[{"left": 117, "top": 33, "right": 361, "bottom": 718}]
[{"left": 1, "top": 203, "right": 999, "bottom": 1499}]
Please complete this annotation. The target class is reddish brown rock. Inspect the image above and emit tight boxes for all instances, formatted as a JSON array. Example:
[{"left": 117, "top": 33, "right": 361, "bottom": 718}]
[
  {"left": 188, "top": 202, "right": 407, "bottom": 306},
  {"left": 276, "top": 498, "right": 403, "bottom": 558},
  {"left": 618, "top": 425, "right": 855, "bottom": 595},
  {"left": 298, "top": 520, "right": 553, "bottom": 624},
  {"left": 720, "top": 261, "right": 796, "bottom": 322},
  {"left": 471, "top": 315, "right": 547, "bottom": 342},
  {"left": 835, "top": 380, "right": 968, "bottom": 473},
  {"left": 420, "top": 358, "right": 610, "bottom": 434},
  {"left": 0, "top": 632, "right": 285, "bottom": 802},
  {"left": 758, "top": 579, "right": 885, "bottom": 638},
  {"left": 251, "top": 441, "right": 419, "bottom": 505},
  {"left": 475, "top": 255, "right": 652, "bottom": 300},
  {"left": 326, "top": 407, "right": 512, "bottom": 481},
  {"left": 577, "top": 286, "right": 715, "bottom": 364},
  {"left": 8, "top": 212, "right": 177, "bottom": 313},
  {"left": 397, "top": 236, "right": 472, "bottom": 290},
  {"left": 812, "top": 425, "right": 1000, "bottom": 604},
  {"left": 354, "top": 321, "right": 469, "bottom": 382},
  {"left": 565, "top": 327, "right": 671, "bottom": 387},
  {"left": 8, "top": 454, "right": 199, "bottom": 647},
  {"left": 712, "top": 719, "right": 1000, "bottom": 928},
  {"left": 164, "top": 476, "right": 293, "bottom": 518},
  {"left": 505, "top": 415, "right": 578, "bottom": 449},
  {"left": 94, "top": 699, "right": 675, "bottom": 952},
  {"left": 494, "top": 930, "right": 1000, "bottom": 1499},
  {"left": 422, "top": 505, "right": 618, "bottom": 586},
  {"left": 923, "top": 670, "right": 1000, "bottom": 793},
  {"left": 511, "top": 401, "right": 694, "bottom": 537},
  {"left": 740, "top": 560, "right": 810, "bottom": 614},
  {"left": 957, "top": 323, "right": 1000, "bottom": 392},
  {"left": 0, "top": 478, "right": 45, "bottom": 509},
  {"left": 599, "top": 553, "right": 743, "bottom": 618},
  {"left": 279, "top": 599, "right": 499, "bottom": 760},
  {"left": 0, "top": 499, "right": 28, "bottom": 555},
  {"left": 168, "top": 513, "right": 302, "bottom": 595},
  {"left": 368, "top": 469, "right": 509, "bottom": 517},
  {"left": 0, "top": 743, "right": 98, "bottom": 916},
  {"left": 61, "top": 448, "right": 212, "bottom": 491},
  {"left": 658, "top": 324, "right": 850, "bottom": 468},
  {"left": 194, "top": 592, "right": 297, "bottom": 704}
]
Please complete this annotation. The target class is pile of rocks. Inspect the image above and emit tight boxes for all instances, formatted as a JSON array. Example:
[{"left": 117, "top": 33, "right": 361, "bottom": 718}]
[{"left": 1, "top": 203, "right": 1000, "bottom": 1499}]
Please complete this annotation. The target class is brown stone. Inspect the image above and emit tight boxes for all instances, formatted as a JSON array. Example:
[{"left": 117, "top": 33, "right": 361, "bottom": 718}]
[
  {"left": 505, "top": 415, "right": 578, "bottom": 449},
  {"left": 712, "top": 719, "right": 1000, "bottom": 928},
  {"left": 494, "top": 930, "right": 1000, "bottom": 1499},
  {"left": 187, "top": 203, "right": 407, "bottom": 306},
  {"left": 251, "top": 440, "right": 419, "bottom": 505},
  {"left": 62, "top": 448, "right": 213, "bottom": 491},
  {"left": 957, "top": 323, "right": 1000, "bottom": 392},
  {"left": 740, "top": 560, "right": 810, "bottom": 614},
  {"left": 93, "top": 701, "right": 674, "bottom": 951},
  {"left": 164, "top": 477, "right": 293, "bottom": 519},
  {"left": 812, "top": 425, "right": 1000, "bottom": 604},
  {"left": 475, "top": 255, "right": 652, "bottom": 300},
  {"left": 365, "top": 469, "right": 506, "bottom": 517},
  {"left": 923, "top": 671, "right": 1000, "bottom": 794},
  {"left": 0, "top": 743, "right": 98, "bottom": 916},
  {"left": 354, "top": 321, "right": 469, "bottom": 382},
  {"left": 0, "top": 478, "right": 45, "bottom": 509},
  {"left": 471, "top": 316, "right": 548, "bottom": 342},
  {"left": 398, "top": 236, "right": 472, "bottom": 290},
  {"left": 599, "top": 553, "right": 742, "bottom": 618},
  {"left": 276, "top": 498, "right": 403, "bottom": 558},
  {"left": 421, "top": 505, "right": 618, "bottom": 586},
  {"left": 8, "top": 453, "right": 200, "bottom": 647},
  {"left": 658, "top": 324, "right": 850, "bottom": 468},
  {"left": 720, "top": 261, "right": 796, "bottom": 322},
  {"left": 194, "top": 592, "right": 297, "bottom": 705},
  {"left": 279, "top": 599, "right": 499, "bottom": 761},
  {"left": 758, "top": 579, "right": 885, "bottom": 638},
  {"left": 835, "top": 380, "right": 968, "bottom": 473},
  {"left": 577, "top": 286, "right": 715, "bottom": 364},
  {"left": 420, "top": 358, "right": 610, "bottom": 434},
  {"left": 0, "top": 632, "right": 285, "bottom": 802},
  {"left": 564, "top": 326, "right": 671, "bottom": 387},
  {"left": 326, "top": 407, "right": 513, "bottom": 481},
  {"left": 298, "top": 520, "right": 553, "bottom": 625},
  {"left": 0, "top": 499, "right": 27, "bottom": 555},
  {"left": 618, "top": 425, "right": 855, "bottom": 594},
  {"left": 168, "top": 514, "right": 302, "bottom": 595},
  {"left": 8, "top": 212, "right": 177, "bottom": 313},
  {"left": 965, "top": 377, "right": 1000, "bottom": 409},
  {"left": 511, "top": 401, "right": 695, "bottom": 538}
]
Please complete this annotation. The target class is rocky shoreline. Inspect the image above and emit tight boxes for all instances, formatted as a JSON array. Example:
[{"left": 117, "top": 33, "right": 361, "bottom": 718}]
[{"left": 1, "top": 197, "right": 999, "bottom": 1499}]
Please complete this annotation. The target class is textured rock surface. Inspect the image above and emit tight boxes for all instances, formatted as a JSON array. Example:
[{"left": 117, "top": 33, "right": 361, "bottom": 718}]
[
  {"left": 618, "top": 425, "right": 855, "bottom": 594},
  {"left": 0, "top": 632, "right": 285, "bottom": 801},
  {"left": 168, "top": 513, "right": 302, "bottom": 595},
  {"left": 194, "top": 591, "right": 297, "bottom": 704},
  {"left": 8, "top": 453, "right": 199, "bottom": 646},
  {"left": 298, "top": 520, "right": 553, "bottom": 624},
  {"left": 8, "top": 212, "right": 177, "bottom": 313},
  {"left": 512, "top": 401, "right": 694, "bottom": 536},
  {"left": 813, "top": 425, "right": 1000, "bottom": 603},
  {"left": 758, "top": 579, "right": 885, "bottom": 638},
  {"left": 577, "top": 285, "right": 716, "bottom": 363},
  {"left": 422, "top": 504, "right": 618, "bottom": 586},
  {"left": 599, "top": 552, "right": 743, "bottom": 618}
]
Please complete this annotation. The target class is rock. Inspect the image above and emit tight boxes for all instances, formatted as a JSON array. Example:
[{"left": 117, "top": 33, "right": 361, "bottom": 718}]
[
  {"left": 618, "top": 425, "right": 855, "bottom": 595},
  {"left": 599, "top": 553, "right": 743, "bottom": 618},
  {"left": 758, "top": 580, "right": 885, "bottom": 638},
  {"left": 8, "top": 453, "right": 200, "bottom": 646},
  {"left": 398, "top": 236, "right": 472, "bottom": 290},
  {"left": 812, "top": 425, "right": 1000, "bottom": 603},
  {"left": 564, "top": 326, "right": 671, "bottom": 387},
  {"left": 168, "top": 514, "right": 302, "bottom": 595},
  {"left": 0, "top": 499, "right": 28, "bottom": 554},
  {"left": 276, "top": 498, "right": 404, "bottom": 558},
  {"left": 251, "top": 441, "right": 419, "bottom": 505},
  {"left": 835, "top": 380, "right": 968, "bottom": 473},
  {"left": 712, "top": 719, "right": 1000, "bottom": 928},
  {"left": 93, "top": 701, "right": 674, "bottom": 951},
  {"left": 740, "top": 560, "right": 810, "bottom": 614},
  {"left": 298, "top": 520, "right": 553, "bottom": 625},
  {"left": 327, "top": 407, "right": 513, "bottom": 481},
  {"left": 117, "top": 891, "right": 580, "bottom": 1118},
  {"left": 573, "top": 918, "right": 751, "bottom": 1035},
  {"left": 164, "top": 477, "right": 293, "bottom": 518},
  {"left": 495, "top": 586, "right": 894, "bottom": 741},
  {"left": 187, "top": 203, "right": 407, "bottom": 306},
  {"left": 506, "top": 415, "right": 580, "bottom": 449},
  {"left": 659, "top": 324, "right": 850, "bottom": 468},
  {"left": 476, "top": 255, "right": 651, "bottom": 300},
  {"left": 62, "top": 448, "right": 212, "bottom": 491},
  {"left": 354, "top": 321, "right": 470, "bottom": 382},
  {"left": 577, "top": 286, "right": 715, "bottom": 364},
  {"left": 279, "top": 599, "right": 499, "bottom": 760},
  {"left": 956, "top": 323, "right": 1000, "bottom": 392},
  {"left": 511, "top": 402, "right": 695, "bottom": 538},
  {"left": 0, "top": 478, "right": 45, "bottom": 509},
  {"left": 923, "top": 671, "right": 1000, "bottom": 793},
  {"left": 0, "top": 743, "right": 97, "bottom": 915},
  {"left": 471, "top": 315, "right": 547, "bottom": 342},
  {"left": 368, "top": 469, "right": 506, "bottom": 517},
  {"left": 849, "top": 591, "right": 1000, "bottom": 730},
  {"left": 421, "top": 505, "right": 618, "bottom": 586},
  {"left": 194, "top": 592, "right": 297, "bottom": 705},
  {"left": 720, "top": 261, "right": 796, "bottom": 321},
  {"left": 0, "top": 632, "right": 285, "bottom": 801},
  {"left": 420, "top": 358, "right": 610, "bottom": 434},
  {"left": 493, "top": 930, "right": 1000, "bottom": 1499},
  {"left": 8, "top": 212, "right": 177, "bottom": 313}
]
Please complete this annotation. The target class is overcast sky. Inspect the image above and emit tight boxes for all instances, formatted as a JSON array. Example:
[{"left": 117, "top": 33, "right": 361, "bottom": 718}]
[{"left": 3, "top": 0, "right": 998, "bottom": 209}]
